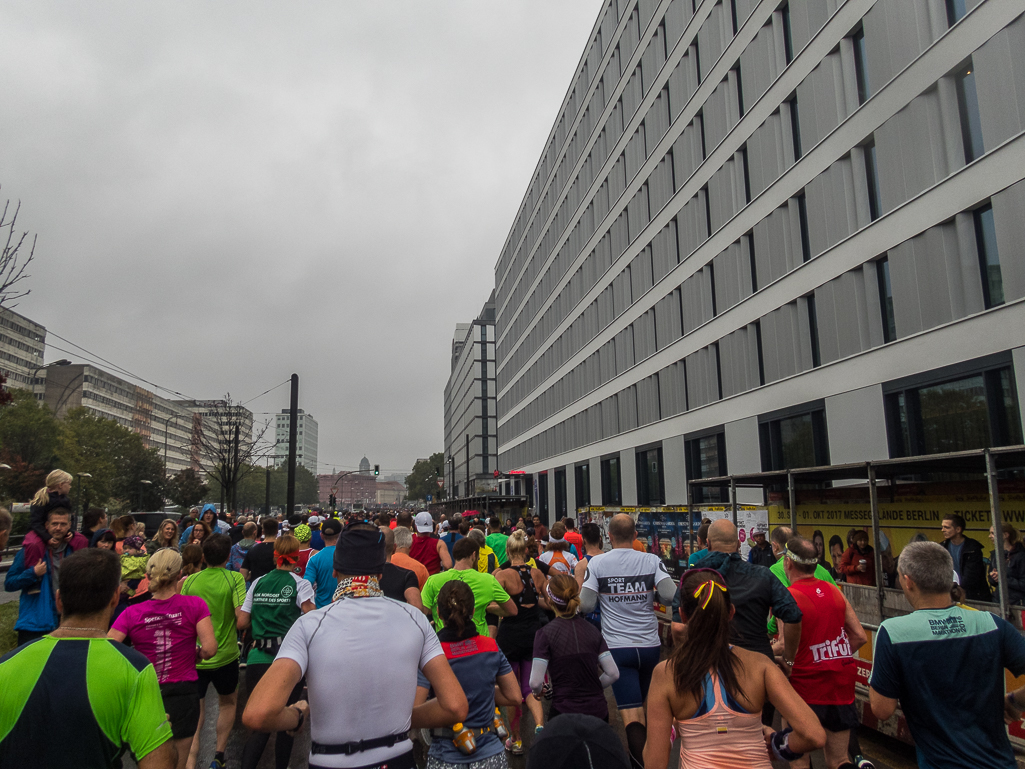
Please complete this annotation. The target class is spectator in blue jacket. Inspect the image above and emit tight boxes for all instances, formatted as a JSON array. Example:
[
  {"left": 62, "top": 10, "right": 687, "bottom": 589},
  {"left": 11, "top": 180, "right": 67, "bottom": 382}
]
[
  {"left": 179, "top": 504, "right": 227, "bottom": 546},
  {"left": 4, "top": 507, "right": 79, "bottom": 646}
]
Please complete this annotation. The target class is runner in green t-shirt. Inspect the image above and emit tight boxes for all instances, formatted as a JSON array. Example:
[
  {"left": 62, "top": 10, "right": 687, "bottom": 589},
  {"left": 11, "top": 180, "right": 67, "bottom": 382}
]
[
  {"left": 486, "top": 518, "right": 509, "bottom": 566},
  {"left": 179, "top": 534, "right": 246, "bottom": 769},
  {"left": 0, "top": 548, "right": 174, "bottom": 769},
  {"left": 421, "top": 538, "right": 516, "bottom": 635},
  {"left": 237, "top": 534, "right": 315, "bottom": 769}
]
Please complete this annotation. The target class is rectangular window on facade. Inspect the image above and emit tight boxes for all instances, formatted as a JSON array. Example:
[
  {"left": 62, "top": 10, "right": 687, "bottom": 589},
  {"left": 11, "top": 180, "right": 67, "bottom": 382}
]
[
  {"left": 538, "top": 472, "right": 550, "bottom": 521},
  {"left": 635, "top": 446, "right": 665, "bottom": 506},
  {"left": 759, "top": 406, "right": 830, "bottom": 471},
  {"left": 865, "top": 141, "right": 882, "bottom": 221},
  {"left": 782, "top": 3, "right": 794, "bottom": 64},
  {"left": 600, "top": 456, "right": 622, "bottom": 505},
  {"left": 575, "top": 463, "right": 591, "bottom": 507},
  {"left": 885, "top": 364, "right": 1023, "bottom": 457},
  {"left": 877, "top": 256, "right": 897, "bottom": 342},
  {"left": 807, "top": 294, "right": 821, "bottom": 367},
  {"left": 973, "top": 204, "right": 1003, "bottom": 308},
  {"left": 797, "top": 192, "right": 811, "bottom": 262},
  {"left": 554, "top": 468, "right": 567, "bottom": 518},
  {"left": 735, "top": 67, "right": 745, "bottom": 116},
  {"left": 741, "top": 147, "right": 752, "bottom": 204},
  {"left": 946, "top": 0, "right": 967, "bottom": 27},
  {"left": 955, "top": 63, "right": 984, "bottom": 164},
  {"left": 789, "top": 98, "right": 802, "bottom": 160},
  {"left": 685, "top": 431, "right": 728, "bottom": 503},
  {"left": 853, "top": 28, "right": 870, "bottom": 105}
]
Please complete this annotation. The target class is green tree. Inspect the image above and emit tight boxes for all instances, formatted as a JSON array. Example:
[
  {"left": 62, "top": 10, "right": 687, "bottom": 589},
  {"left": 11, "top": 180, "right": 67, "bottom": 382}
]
[
  {"left": 54, "top": 407, "right": 165, "bottom": 511},
  {"left": 0, "top": 389, "right": 59, "bottom": 470},
  {"left": 405, "top": 452, "right": 446, "bottom": 502},
  {"left": 166, "top": 468, "right": 208, "bottom": 509}
]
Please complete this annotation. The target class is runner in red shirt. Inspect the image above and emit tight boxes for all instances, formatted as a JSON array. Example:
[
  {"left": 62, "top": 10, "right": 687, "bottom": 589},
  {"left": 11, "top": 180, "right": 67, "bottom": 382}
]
[{"left": 777, "top": 537, "right": 868, "bottom": 769}]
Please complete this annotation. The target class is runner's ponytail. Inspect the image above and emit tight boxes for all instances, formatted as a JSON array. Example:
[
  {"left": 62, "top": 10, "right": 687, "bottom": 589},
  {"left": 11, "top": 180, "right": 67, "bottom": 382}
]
[
  {"left": 437, "top": 580, "right": 475, "bottom": 636},
  {"left": 670, "top": 571, "right": 745, "bottom": 703}
]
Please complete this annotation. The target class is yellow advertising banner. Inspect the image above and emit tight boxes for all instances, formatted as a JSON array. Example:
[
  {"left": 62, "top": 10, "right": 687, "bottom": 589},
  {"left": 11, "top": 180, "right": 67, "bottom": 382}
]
[{"left": 769, "top": 494, "right": 1025, "bottom": 558}]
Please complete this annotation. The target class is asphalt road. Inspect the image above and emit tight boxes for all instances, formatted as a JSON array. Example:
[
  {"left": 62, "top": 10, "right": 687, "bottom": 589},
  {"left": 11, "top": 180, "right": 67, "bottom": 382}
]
[{"left": 120, "top": 667, "right": 917, "bottom": 769}]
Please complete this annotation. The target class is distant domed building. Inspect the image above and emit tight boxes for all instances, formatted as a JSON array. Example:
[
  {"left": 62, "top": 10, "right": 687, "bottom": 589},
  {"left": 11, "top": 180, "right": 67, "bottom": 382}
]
[{"left": 359, "top": 455, "right": 371, "bottom": 475}]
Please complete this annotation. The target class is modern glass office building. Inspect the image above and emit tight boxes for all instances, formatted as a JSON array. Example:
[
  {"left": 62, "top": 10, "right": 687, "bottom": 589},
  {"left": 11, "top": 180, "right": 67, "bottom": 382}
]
[{"left": 494, "top": 0, "right": 1025, "bottom": 519}]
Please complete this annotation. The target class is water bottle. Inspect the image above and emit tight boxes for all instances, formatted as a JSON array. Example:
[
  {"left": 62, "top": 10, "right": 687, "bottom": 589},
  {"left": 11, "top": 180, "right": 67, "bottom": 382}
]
[
  {"left": 493, "top": 708, "right": 508, "bottom": 740},
  {"left": 452, "top": 724, "right": 476, "bottom": 756}
]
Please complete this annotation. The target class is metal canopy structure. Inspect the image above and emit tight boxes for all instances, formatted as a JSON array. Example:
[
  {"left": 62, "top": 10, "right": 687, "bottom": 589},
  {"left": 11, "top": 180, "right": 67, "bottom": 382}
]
[{"left": 687, "top": 445, "right": 1025, "bottom": 619}]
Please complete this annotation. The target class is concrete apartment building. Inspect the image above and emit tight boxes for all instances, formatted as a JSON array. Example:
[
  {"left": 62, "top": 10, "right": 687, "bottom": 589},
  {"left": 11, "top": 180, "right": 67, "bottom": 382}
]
[
  {"left": 42, "top": 363, "right": 202, "bottom": 475},
  {"left": 494, "top": 0, "right": 1025, "bottom": 520},
  {"left": 0, "top": 306, "right": 46, "bottom": 396},
  {"left": 274, "top": 408, "right": 319, "bottom": 475},
  {"left": 444, "top": 292, "right": 498, "bottom": 499}
]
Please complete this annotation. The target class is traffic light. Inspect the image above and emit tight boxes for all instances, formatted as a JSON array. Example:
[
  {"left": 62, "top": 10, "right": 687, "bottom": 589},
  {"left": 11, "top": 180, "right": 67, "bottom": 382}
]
[{"left": 373, "top": 464, "right": 380, "bottom": 476}]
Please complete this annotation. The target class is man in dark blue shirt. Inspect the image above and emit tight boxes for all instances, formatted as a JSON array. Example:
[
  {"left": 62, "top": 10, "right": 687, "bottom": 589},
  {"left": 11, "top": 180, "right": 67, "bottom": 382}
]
[
  {"left": 870, "top": 541, "right": 1025, "bottom": 769},
  {"left": 673, "top": 519, "right": 802, "bottom": 661}
]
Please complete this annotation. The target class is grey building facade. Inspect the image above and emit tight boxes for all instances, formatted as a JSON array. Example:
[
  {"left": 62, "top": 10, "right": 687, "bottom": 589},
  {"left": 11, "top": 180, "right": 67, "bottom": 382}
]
[
  {"left": 0, "top": 306, "right": 46, "bottom": 396},
  {"left": 444, "top": 292, "right": 498, "bottom": 499},
  {"left": 274, "top": 408, "right": 319, "bottom": 475},
  {"left": 495, "top": 0, "right": 1025, "bottom": 518}
]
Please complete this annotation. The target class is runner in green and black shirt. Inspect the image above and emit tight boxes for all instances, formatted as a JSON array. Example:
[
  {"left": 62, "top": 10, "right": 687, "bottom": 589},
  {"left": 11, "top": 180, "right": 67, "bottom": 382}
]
[
  {"left": 237, "top": 534, "right": 315, "bottom": 769},
  {"left": 0, "top": 548, "right": 174, "bottom": 769}
]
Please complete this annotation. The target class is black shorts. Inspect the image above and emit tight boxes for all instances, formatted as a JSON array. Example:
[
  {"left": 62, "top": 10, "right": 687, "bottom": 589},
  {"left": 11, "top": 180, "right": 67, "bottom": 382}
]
[
  {"left": 160, "top": 681, "right": 201, "bottom": 740},
  {"left": 196, "top": 659, "right": 240, "bottom": 696},
  {"left": 809, "top": 702, "right": 859, "bottom": 732},
  {"left": 486, "top": 613, "right": 499, "bottom": 627}
]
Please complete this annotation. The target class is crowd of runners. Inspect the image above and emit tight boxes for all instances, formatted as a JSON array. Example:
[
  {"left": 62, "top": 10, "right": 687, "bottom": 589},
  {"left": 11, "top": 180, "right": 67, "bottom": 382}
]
[{"left": 2, "top": 469, "right": 1025, "bottom": 769}]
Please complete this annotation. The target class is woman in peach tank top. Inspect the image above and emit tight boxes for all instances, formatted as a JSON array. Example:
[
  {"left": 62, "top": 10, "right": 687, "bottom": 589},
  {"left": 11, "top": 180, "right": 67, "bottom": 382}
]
[{"left": 643, "top": 569, "right": 825, "bottom": 769}]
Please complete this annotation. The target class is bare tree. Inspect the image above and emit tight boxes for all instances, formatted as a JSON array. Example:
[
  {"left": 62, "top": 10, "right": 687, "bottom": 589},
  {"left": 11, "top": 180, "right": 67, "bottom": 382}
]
[
  {"left": 0, "top": 189, "right": 35, "bottom": 308},
  {"left": 191, "top": 395, "right": 269, "bottom": 515}
]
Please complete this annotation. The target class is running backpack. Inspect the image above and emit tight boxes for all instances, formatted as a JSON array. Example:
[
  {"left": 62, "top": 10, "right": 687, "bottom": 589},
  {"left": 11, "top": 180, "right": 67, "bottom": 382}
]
[{"left": 546, "top": 550, "right": 572, "bottom": 574}]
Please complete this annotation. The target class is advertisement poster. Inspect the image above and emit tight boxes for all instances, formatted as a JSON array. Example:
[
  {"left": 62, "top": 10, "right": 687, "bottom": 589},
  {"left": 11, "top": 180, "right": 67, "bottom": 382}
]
[
  {"left": 692, "top": 507, "right": 769, "bottom": 560},
  {"left": 580, "top": 505, "right": 766, "bottom": 577},
  {"left": 637, "top": 510, "right": 687, "bottom": 582}
]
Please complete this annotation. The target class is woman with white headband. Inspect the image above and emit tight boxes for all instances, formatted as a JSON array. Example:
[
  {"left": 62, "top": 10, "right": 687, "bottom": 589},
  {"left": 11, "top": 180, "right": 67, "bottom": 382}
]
[{"left": 529, "top": 573, "right": 620, "bottom": 726}]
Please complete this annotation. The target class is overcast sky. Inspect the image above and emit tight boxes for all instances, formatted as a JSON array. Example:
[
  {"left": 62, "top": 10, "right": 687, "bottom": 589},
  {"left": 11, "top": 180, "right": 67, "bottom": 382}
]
[{"left": 0, "top": 0, "right": 604, "bottom": 477}]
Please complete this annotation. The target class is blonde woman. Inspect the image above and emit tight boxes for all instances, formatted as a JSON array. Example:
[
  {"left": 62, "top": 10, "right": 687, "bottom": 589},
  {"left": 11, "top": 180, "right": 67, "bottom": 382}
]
[
  {"left": 494, "top": 530, "right": 549, "bottom": 754},
  {"left": 147, "top": 518, "right": 181, "bottom": 555},
  {"left": 24, "top": 469, "right": 84, "bottom": 567},
  {"left": 109, "top": 549, "right": 217, "bottom": 769}
]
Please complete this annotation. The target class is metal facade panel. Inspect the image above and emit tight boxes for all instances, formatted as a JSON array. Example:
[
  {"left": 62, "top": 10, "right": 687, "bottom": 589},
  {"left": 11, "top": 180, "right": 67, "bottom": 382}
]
[
  {"left": 974, "top": 15, "right": 1025, "bottom": 153},
  {"left": 747, "top": 109, "right": 787, "bottom": 199}
]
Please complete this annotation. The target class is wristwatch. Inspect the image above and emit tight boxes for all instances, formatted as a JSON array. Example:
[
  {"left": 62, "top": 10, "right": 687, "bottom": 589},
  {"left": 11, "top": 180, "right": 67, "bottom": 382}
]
[{"left": 290, "top": 705, "right": 305, "bottom": 732}]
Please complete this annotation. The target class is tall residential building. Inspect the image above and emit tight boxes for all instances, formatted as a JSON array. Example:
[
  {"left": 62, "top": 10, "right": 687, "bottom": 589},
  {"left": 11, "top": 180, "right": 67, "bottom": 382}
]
[
  {"left": 444, "top": 292, "right": 498, "bottom": 499},
  {"left": 495, "top": 0, "right": 1025, "bottom": 521},
  {"left": 42, "top": 363, "right": 201, "bottom": 474},
  {"left": 274, "top": 408, "right": 319, "bottom": 475},
  {"left": 0, "top": 306, "right": 45, "bottom": 396}
]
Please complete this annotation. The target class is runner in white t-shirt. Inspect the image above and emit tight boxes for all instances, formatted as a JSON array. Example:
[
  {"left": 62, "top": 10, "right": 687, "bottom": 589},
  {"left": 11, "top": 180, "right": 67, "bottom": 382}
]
[
  {"left": 581, "top": 513, "right": 677, "bottom": 769},
  {"left": 240, "top": 525, "right": 468, "bottom": 769}
]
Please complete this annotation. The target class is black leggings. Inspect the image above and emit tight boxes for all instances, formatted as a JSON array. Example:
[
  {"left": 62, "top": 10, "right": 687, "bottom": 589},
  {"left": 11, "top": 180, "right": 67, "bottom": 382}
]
[{"left": 241, "top": 663, "right": 306, "bottom": 769}]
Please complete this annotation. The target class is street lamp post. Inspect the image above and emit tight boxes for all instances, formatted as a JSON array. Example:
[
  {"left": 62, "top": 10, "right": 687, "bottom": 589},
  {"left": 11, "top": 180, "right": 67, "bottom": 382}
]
[
  {"left": 139, "top": 480, "right": 153, "bottom": 512},
  {"left": 74, "top": 472, "right": 92, "bottom": 518}
]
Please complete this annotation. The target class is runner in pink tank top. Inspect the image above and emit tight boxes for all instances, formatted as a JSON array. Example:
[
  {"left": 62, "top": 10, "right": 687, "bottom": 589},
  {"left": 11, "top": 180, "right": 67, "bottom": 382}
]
[
  {"left": 642, "top": 557, "right": 826, "bottom": 769},
  {"left": 675, "top": 670, "right": 770, "bottom": 768}
]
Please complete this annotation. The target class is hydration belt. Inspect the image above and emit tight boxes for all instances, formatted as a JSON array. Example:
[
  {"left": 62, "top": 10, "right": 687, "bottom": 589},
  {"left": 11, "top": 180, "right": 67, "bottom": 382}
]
[
  {"left": 252, "top": 636, "right": 284, "bottom": 655},
  {"left": 311, "top": 732, "right": 410, "bottom": 756},
  {"left": 430, "top": 723, "right": 494, "bottom": 740}
]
